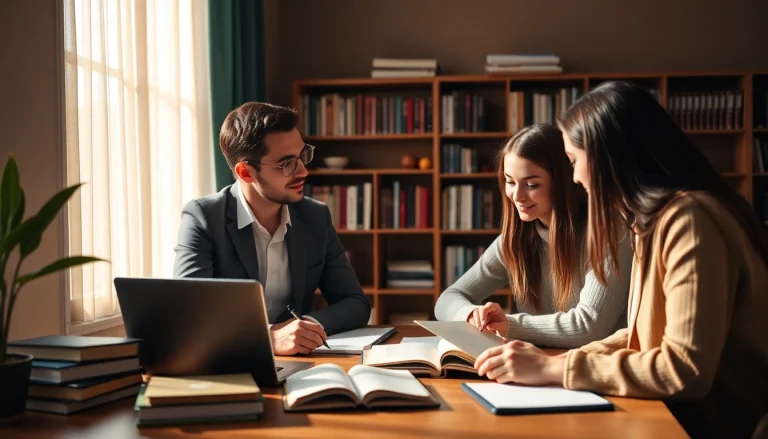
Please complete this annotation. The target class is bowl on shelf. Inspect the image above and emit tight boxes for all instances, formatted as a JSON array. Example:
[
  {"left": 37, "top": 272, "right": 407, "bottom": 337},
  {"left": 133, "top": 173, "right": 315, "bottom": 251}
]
[{"left": 323, "top": 156, "right": 349, "bottom": 169}]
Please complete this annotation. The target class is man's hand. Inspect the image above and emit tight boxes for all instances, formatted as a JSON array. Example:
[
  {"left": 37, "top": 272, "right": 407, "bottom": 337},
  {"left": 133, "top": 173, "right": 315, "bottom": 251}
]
[
  {"left": 270, "top": 318, "right": 328, "bottom": 355},
  {"left": 467, "top": 302, "right": 509, "bottom": 337}
]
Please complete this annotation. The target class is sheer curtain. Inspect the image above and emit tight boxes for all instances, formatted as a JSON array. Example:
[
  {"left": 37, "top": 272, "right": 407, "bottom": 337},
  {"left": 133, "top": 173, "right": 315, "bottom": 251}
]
[{"left": 63, "top": 0, "right": 214, "bottom": 329}]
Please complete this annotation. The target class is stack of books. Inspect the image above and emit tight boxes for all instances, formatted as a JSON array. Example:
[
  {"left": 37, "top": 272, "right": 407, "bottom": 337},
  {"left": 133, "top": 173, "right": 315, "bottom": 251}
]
[
  {"left": 385, "top": 260, "right": 434, "bottom": 289},
  {"left": 134, "top": 374, "right": 263, "bottom": 427},
  {"left": 371, "top": 58, "right": 439, "bottom": 78},
  {"left": 484, "top": 54, "right": 562, "bottom": 75},
  {"left": 7, "top": 335, "right": 143, "bottom": 415}
]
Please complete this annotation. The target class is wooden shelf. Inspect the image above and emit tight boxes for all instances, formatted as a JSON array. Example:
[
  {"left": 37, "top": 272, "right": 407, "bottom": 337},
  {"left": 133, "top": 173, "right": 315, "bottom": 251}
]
[
  {"left": 440, "top": 172, "right": 496, "bottom": 178},
  {"left": 377, "top": 288, "right": 436, "bottom": 295},
  {"left": 441, "top": 229, "right": 500, "bottom": 235},
  {"left": 377, "top": 228, "right": 434, "bottom": 235},
  {"left": 294, "top": 70, "right": 766, "bottom": 325},
  {"left": 305, "top": 133, "right": 433, "bottom": 141},
  {"left": 309, "top": 169, "right": 432, "bottom": 176},
  {"left": 336, "top": 229, "right": 374, "bottom": 235},
  {"left": 440, "top": 132, "right": 509, "bottom": 139}
]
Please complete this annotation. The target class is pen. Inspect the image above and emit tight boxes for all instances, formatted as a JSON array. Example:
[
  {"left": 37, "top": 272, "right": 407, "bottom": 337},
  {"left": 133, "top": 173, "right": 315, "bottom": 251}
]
[{"left": 287, "top": 305, "right": 331, "bottom": 349}]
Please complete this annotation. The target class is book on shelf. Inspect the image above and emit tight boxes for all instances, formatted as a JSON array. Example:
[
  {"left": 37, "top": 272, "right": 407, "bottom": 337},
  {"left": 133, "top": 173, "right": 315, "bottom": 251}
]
[
  {"left": 7, "top": 335, "right": 140, "bottom": 362},
  {"left": 300, "top": 93, "right": 433, "bottom": 136},
  {"left": 441, "top": 185, "right": 497, "bottom": 230},
  {"left": 508, "top": 87, "right": 582, "bottom": 131},
  {"left": 135, "top": 374, "right": 264, "bottom": 427},
  {"left": 441, "top": 144, "right": 479, "bottom": 174},
  {"left": 371, "top": 58, "right": 439, "bottom": 78},
  {"left": 445, "top": 244, "right": 488, "bottom": 286},
  {"left": 282, "top": 363, "right": 439, "bottom": 412},
  {"left": 380, "top": 182, "right": 431, "bottom": 229},
  {"left": 386, "top": 260, "right": 434, "bottom": 289},
  {"left": 304, "top": 182, "right": 373, "bottom": 230},
  {"left": 667, "top": 90, "right": 743, "bottom": 130},
  {"left": 484, "top": 54, "right": 562, "bottom": 75},
  {"left": 440, "top": 91, "right": 486, "bottom": 133},
  {"left": 361, "top": 336, "right": 478, "bottom": 377}
]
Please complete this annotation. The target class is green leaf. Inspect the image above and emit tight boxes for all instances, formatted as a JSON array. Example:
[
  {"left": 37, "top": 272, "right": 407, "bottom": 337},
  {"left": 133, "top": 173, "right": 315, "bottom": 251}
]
[
  {"left": 0, "top": 217, "right": 38, "bottom": 257},
  {"left": 11, "top": 189, "right": 25, "bottom": 230},
  {"left": 19, "top": 183, "right": 83, "bottom": 257},
  {"left": 15, "top": 256, "right": 105, "bottom": 286},
  {"left": 0, "top": 156, "right": 22, "bottom": 237}
]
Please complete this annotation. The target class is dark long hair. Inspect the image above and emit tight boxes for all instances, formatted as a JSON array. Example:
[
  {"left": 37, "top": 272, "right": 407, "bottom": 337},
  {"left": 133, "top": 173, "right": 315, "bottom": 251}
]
[
  {"left": 558, "top": 80, "right": 768, "bottom": 284},
  {"left": 497, "top": 124, "right": 587, "bottom": 312}
]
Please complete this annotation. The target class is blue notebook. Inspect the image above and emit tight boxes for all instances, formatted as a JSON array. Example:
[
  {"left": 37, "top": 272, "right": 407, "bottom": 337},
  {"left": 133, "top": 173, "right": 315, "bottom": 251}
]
[{"left": 461, "top": 382, "right": 614, "bottom": 415}]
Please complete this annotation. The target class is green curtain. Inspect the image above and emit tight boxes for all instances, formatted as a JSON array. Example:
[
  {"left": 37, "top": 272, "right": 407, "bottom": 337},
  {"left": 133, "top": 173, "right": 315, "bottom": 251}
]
[{"left": 208, "top": 0, "right": 266, "bottom": 191}]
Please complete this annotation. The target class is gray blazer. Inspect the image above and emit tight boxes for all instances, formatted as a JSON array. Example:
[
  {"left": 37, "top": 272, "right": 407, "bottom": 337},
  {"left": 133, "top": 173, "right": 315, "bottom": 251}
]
[{"left": 172, "top": 184, "right": 371, "bottom": 335}]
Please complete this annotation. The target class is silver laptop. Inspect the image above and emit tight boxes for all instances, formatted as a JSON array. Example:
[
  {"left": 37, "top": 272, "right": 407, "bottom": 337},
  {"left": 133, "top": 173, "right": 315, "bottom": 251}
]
[{"left": 114, "top": 277, "right": 312, "bottom": 387}]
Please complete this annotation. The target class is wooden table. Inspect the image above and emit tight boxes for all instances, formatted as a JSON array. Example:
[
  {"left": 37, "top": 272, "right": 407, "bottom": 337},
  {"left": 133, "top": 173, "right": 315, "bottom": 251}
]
[{"left": 2, "top": 325, "right": 688, "bottom": 438}]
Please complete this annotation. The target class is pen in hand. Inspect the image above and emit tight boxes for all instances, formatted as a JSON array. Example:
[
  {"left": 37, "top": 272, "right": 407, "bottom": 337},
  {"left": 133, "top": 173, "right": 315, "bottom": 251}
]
[{"left": 287, "top": 305, "right": 331, "bottom": 349}]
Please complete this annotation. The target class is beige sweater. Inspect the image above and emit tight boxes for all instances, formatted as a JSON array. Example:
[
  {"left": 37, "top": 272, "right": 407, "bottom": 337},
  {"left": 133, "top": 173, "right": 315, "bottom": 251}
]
[{"left": 564, "top": 191, "right": 768, "bottom": 439}]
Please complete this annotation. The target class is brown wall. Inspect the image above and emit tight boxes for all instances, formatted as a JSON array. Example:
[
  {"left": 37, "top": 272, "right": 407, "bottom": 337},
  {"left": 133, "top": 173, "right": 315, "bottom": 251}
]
[
  {"left": 0, "top": 0, "right": 66, "bottom": 340},
  {"left": 265, "top": 0, "right": 768, "bottom": 106}
]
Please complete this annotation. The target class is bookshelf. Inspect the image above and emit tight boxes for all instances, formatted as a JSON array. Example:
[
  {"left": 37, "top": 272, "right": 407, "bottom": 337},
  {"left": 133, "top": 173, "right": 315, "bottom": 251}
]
[{"left": 293, "top": 71, "right": 762, "bottom": 325}]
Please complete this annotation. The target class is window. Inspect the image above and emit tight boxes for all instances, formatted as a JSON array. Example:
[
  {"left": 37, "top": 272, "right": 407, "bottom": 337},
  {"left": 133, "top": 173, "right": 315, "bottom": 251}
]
[{"left": 62, "top": 0, "right": 214, "bottom": 333}]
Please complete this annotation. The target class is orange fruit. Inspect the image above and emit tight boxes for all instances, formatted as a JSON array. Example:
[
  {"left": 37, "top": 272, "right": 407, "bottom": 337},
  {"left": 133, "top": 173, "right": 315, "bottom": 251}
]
[{"left": 418, "top": 157, "right": 432, "bottom": 170}]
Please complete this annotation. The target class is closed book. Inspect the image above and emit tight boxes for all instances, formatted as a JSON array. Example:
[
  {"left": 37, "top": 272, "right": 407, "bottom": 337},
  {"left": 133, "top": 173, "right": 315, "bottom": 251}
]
[
  {"left": 30, "top": 357, "right": 141, "bottom": 384},
  {"left": 28, "top": 371, "right": 144, "bottom": 401},
  {"left": 25, "top": 384, "right": 141, "bottom": 415},
  {"left": 144, "top": 373, "right": 261, "bottom": 406},
  {"left": 135, "top": 384, "right": 263, "bottom": 427},
  {"left": 8, "top": 335, "right": 140, "bottom": 362}
]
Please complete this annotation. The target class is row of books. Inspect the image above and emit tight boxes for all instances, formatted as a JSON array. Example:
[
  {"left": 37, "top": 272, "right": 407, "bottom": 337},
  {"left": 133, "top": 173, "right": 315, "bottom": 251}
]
[
  {"left": 300, "top": 94, "right": 434, "bottom": 136},
  {"left": 380, "top": 183, "right": 431, "bottom": 229},
  {"left": 304, "top": 183, "right": 373, "bottom": 230},
  {"left": 668, "top": 91, "right": 743, "bottom": 130},
  {"left": 442, "top": 144, "right": 481, "bottom": 174},
  {"left": 509, "top": 87, "right": 583, "bottom": 130},
  {"left": 444, "top": 245, "right": 487, "bottom": 286},
  {"left": 370, "top": 57, "right": 439, "bottom": 78},
  {"left": 485, "top": 54, "right": 563, "bottom": 75},
  {"left": 385, "top": 260, "right": 434, "bottom": 289},
  {"left": 441, "top": 185, "right": 498, "bottom": 230},
  {"left": 441, "top": 91, "right": 487, "bottom": 133}
]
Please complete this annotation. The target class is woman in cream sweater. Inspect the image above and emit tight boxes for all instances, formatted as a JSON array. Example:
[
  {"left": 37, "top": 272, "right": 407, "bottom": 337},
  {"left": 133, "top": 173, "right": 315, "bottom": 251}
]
[
  {"left": 434, "top": 124, "right": 633, "bottom": 348},
  {"left": 473, "top": 81, "right": 768, "bottom": 439}
]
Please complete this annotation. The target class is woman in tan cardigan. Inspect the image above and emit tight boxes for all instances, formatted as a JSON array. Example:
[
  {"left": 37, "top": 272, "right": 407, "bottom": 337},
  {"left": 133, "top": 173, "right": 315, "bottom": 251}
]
[{"left": 473, "top": 81, "right": 768, "bottom": 438}]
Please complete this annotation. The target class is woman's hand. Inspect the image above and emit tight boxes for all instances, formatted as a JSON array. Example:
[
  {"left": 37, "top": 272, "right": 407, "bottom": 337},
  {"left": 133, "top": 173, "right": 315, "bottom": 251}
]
[
  {"left": 474, "top": 340, "right": 566, "bottom": 386},
  {"left": 467, "top": 302, "right": 508, "bottom": 336}
]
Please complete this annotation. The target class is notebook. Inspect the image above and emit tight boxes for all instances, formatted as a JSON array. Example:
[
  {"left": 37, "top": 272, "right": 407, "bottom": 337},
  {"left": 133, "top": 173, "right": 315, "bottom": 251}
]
[
  {"left": 7, "top": 335, "right": 140, "bottom": 362},
  {"left": 414, "top": 320, "right": 504, "bottom": 360},
  {"left": 282, "top": 363, "right": 440, "bottom": 412},
  {"left": 313, "top": 326, "right": 396, "bottom": 354},
  {"left": 361, "top": 338, "right": 476, "bottom": 377},
  {"left": 462, "top": 382, "right": 614, "bottom": 415}
]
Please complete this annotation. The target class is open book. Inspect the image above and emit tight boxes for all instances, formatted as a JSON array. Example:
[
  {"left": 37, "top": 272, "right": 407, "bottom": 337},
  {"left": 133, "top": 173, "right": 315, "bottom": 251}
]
[
  {"left": 361, "top": 338, "right": 476, "bottom": 378},
  {"left": 282, "top": 363, "right": 439, "bottom": 412}
]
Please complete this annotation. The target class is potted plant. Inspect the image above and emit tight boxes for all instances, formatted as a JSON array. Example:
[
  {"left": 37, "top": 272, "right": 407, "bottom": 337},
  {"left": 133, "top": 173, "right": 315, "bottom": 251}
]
[{"left": 0, "top": 155, "right": 104, "bottom": 422}]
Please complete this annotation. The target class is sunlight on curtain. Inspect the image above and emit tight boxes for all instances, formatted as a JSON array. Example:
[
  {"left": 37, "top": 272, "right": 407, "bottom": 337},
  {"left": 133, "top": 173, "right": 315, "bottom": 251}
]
[{"left": 63, "top": 0, "right": 214, "bottom": 327}]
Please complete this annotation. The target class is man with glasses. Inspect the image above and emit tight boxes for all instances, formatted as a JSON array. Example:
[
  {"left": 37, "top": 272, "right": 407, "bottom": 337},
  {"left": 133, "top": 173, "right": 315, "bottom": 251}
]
[{"left": 173, "top": 101, "right": 371, "bottom": 356}]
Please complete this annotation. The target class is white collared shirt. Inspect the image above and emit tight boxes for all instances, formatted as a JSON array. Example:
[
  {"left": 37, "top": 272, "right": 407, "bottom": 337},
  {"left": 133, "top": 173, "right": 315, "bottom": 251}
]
[{"left": 236, "top": 181, "right": 292, "bottom": 322}]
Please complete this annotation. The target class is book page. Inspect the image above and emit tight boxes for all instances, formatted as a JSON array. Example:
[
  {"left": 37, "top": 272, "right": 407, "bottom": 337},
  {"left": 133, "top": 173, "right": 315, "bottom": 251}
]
[
  {"left": 348, "top": 365, "right": 431, "bottom": 404},
  {"left": 400, "top": 336, "right": 441, "bottom": 349},
  {"left": 362, "top": 343, "right": 441, "bottom": 370},
  {"left": 313, "top": 327, "right": 395, "bottom": 353},
  {"left": 283, "top": 363, "right": 359, "bottom": 408}
]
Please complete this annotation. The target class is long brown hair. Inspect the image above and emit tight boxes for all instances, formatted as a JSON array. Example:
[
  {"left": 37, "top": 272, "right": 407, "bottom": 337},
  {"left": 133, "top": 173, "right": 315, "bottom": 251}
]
[
  {"left": 497, "top": 124, "right": 587, "bottom": 312},
  {"left": 558, "top": 80, "right": 768, "bottom": 284}
]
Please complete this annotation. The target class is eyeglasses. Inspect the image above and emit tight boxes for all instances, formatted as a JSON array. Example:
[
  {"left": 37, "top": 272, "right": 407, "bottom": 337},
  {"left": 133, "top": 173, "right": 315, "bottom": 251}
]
[{"left": 243, "top": 144, "right": 315, "bottom": 177}]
